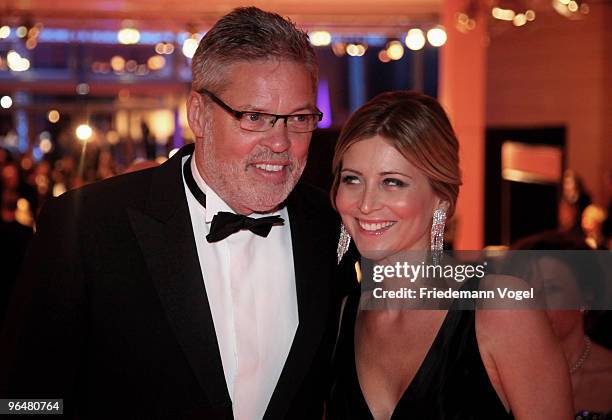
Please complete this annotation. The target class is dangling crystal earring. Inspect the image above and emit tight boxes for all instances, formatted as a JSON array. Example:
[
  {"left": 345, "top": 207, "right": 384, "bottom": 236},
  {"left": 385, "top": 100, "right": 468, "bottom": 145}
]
[
  {"left": 431, "top": 208, "right": 447, "bottom": 265},
  {"left": 337, "top": 223, "right": 351, "bottom": 264}
]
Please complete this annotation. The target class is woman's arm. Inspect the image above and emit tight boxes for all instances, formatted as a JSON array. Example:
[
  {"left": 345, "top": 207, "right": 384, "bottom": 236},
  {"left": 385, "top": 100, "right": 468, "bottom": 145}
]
[{"left": 477, "top": 307, "right": 574, "bottom": 420}]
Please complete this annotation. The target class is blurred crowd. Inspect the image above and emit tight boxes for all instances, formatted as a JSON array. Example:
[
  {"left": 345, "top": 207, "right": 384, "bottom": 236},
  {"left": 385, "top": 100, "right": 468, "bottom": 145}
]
[
  {"left": 0, "top": 144, "right": 163, "bottom": 321},
  {"left": 559, "top": 169, "right": 612, "bottom": 250}
]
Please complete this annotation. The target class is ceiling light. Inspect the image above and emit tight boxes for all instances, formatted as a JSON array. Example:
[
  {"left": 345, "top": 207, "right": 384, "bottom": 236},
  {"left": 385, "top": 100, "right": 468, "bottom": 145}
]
[
  {"left": 309, "top": 31, "right": 332, "bottom": 47},
  {"left": 405, "top": 29, "right": 426, "bottom": 51},
  {"left": 386, "top": 41, "right": 404, "bottom": 60},
  {"left": 1, "top": 95, "right": 13, "bottom": 109},
  {"left": 427, "top": 27, "right": 447, "bottom": 47},
  {"left": 117, "top": 21, "right": 140, "bottom": 45},
  {"left": 76, "top": 124, "right": 93, "bottom": 142},
  {"left": 182, "top": 36, "right": 199, "bottom": 58}
]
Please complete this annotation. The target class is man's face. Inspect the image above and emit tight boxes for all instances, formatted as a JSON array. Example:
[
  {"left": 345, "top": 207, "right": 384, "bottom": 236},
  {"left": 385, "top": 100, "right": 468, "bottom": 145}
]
[{"left": 188, "top": 59, "right": 316, "bottom": 214}]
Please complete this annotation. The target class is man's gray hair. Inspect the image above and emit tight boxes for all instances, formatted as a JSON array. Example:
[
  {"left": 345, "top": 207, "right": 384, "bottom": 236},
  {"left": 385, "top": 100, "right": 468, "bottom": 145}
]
[{"left": 191, "top": 7, "right": 318, "bottom": 94}]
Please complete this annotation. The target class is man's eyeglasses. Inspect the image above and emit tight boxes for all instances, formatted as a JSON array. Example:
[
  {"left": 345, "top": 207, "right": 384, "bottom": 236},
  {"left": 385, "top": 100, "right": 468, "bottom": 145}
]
[{"left": 198, "top": 89, "right": 323, "bottom": 133}]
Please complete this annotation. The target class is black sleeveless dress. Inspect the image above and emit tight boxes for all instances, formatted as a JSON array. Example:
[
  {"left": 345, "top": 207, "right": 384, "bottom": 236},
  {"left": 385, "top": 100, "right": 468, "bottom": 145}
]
[{"left": 327, "top": 292, "right": 514, "bottom": 420}]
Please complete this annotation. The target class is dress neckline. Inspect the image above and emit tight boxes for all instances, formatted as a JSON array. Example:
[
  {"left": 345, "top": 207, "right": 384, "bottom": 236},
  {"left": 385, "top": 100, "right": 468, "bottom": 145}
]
[{"left": 350, "top": 293, "right": 455, "bottom": 420}]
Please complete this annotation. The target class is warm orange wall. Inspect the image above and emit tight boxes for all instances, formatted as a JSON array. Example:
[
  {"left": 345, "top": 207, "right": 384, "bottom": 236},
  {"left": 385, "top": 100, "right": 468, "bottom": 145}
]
[
  {"left": 440, "top": 0, "right": 487, "bottom": 250},
  {"left": 486, "top": 2, "right": 612, "bottom": 205}
]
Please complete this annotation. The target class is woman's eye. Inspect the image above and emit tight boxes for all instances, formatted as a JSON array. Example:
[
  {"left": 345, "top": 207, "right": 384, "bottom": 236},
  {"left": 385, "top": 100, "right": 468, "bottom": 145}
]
[
  {"left": 383, "top": 178, "right": 406, "bottom": 187},
  {"left": 341, "top": 175, "right": 360, "bottom": 184}
]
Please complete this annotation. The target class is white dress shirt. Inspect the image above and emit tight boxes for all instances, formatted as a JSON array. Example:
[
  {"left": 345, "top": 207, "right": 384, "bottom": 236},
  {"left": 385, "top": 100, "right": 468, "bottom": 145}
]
[{"left": 182, "top": 155, "right": 299, "bottom": 420}]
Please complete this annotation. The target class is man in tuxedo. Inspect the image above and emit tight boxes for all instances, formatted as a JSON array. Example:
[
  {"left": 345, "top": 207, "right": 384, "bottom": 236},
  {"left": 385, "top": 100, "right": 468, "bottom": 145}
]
[{"left": 0, "top": 7, "right": 355, "bottom": 419}]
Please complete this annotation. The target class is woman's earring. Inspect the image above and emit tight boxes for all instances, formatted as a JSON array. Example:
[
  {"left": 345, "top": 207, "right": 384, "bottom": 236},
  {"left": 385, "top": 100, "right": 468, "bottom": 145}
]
[
  {"left": 431, "top": 208, "right": 447, "bottom": 265},
  {"left": 337, "top": 223, "right": 352, "bottom": 264}
]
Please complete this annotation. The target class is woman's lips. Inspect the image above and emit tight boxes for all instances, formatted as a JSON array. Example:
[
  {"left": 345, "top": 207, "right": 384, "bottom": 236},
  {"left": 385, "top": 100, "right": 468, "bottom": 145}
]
[{"left": 356, "top": 219, "right": 396, "bottom": 235}]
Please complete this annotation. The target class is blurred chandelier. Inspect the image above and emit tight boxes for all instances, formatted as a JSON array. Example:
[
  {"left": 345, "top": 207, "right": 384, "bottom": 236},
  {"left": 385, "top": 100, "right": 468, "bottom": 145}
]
[
  {"left": 551, "top": 0, "right": 590, "bottom": 18},
  {"left": 456, "top": 0, "right": 590, "bottom": 31}
]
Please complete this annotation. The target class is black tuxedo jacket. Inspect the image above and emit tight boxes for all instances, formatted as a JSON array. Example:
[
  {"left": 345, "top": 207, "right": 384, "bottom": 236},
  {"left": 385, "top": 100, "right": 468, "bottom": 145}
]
[{"left": 0, "top": 144, "right": 357, "bottom": 419}]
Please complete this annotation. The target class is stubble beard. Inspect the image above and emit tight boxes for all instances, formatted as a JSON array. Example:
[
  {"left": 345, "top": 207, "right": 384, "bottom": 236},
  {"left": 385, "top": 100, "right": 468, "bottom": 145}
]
[{"left": 197, "top": 125, "right": 306, "bottom": 214}]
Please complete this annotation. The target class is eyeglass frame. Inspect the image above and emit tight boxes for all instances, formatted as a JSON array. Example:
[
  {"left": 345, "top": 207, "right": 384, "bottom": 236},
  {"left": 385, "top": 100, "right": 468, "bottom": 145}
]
[{"left": 196, "top": 88, "right": 323, "bottom": 133}]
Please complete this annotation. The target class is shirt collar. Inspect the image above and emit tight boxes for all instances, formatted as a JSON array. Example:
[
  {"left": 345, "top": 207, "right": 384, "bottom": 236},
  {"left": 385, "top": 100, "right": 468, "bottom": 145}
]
[{"left": 189, "top": 155, "right": 233, "bottom": 224}]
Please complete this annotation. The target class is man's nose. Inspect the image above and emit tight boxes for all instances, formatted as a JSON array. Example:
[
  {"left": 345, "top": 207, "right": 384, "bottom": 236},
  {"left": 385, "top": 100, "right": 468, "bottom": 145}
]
[{"left": 261, "top": 119, "right": 291, "bottom": 153}]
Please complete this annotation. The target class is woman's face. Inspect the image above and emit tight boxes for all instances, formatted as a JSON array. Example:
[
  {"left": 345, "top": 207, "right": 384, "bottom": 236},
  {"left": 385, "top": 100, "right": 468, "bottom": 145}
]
[
  {"left": 531, "top": 257, "right": 584, "bottom": 339},
  {"left": 335, "top": 136, "right": 443, "bottom": 260}
]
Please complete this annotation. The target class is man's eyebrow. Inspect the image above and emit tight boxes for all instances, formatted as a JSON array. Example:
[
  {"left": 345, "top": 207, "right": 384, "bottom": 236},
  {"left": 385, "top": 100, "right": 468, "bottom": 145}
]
[
  {"left": 237, "top": 104, "right": 267, "bottom": 113},
  {"left": 287, "top": 103, "right": 318, "bottom": 114},
  {"left": 238, "top": 103, "right": 318, "bottom": 114}
]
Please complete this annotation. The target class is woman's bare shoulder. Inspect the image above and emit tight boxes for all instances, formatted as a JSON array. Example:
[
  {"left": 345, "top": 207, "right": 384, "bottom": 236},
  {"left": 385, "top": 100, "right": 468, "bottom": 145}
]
[
  {"left": 474, "top": 290, "right": 573, "bottom": 419},
  {"left": 475, "top": 275, "right": 552, "bottom": 350}
]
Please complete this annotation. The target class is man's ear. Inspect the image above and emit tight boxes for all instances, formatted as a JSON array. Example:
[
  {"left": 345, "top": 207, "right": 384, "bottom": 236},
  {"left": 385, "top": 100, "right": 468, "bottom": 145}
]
[{"left": 187, "top": 91, "right": 206, "bottom": 138}]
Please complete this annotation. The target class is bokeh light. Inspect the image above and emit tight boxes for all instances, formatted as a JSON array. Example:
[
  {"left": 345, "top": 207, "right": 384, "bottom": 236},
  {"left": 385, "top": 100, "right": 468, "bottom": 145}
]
[
  {"left": 386, "top": 41, "right": 404, "bottom": 60},
  {"left": 0, "top": 26, "right": 10, "bottom": 39},
  {"left": 405, "top": 29, "right": 426, "bottom": 51},
  {"left": 346, "top": 43, "right": 366, "bottom": 57},
  {"left": 48, "top": 110, "right": 60, "bottom": 123},
  {"left": 147, "top": 55, "right": 166, "bottom": 71},
  {"left": 117, "top": 22, "right": 140, "bottom": 45},
  {"left": 427, "top": 27, "right": 447, "bottom": 47},
  {"left": 309, "top": 31, "right": 332, "bottom": 47},
  {"left": 111, "top": 56, "right": 126, "bottom": 72},
  {"left": 76, "top": 124, "right": 93, "bottom": 141},
  {"left": 182, "top": 37, "right": 199, "bottom": 59},
  {"left": 1, "top": 95, "right": 12, "bottom": 109},
  {"left": 16, "top": 26, "right": 27, "bottom": 38}
]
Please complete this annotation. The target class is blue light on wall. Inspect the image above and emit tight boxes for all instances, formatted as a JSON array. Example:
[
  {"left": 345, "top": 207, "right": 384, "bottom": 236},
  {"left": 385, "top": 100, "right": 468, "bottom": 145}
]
[
  {"left": 35, "top": 28, "right": 177, "bottom": 45},
  {"left": 16, "top": 109, "right": 28, "bottom": 153},
  {"left": 348, "top": 57, "right": 366, "bottom": 112}
]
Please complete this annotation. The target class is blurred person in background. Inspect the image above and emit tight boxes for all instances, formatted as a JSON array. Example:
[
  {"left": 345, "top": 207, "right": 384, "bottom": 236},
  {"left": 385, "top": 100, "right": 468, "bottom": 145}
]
[
  {"left": 16, "top": 156, "right": 39, "bottom": 215},
  {"left": 0, "top": 161, "right": 19, "bottom": 193},
  {"left": 602, "top": 170, "right": 612, "bottom": 249},
  {"left": 27, "top": 160, "right": 53, "bottom": 217},
  {"left": 581, "top": 204, "right": 608, "bottom": 250},
  {"left": 0, "top": 148, "right": 8, "bottom": 167},
  {"left": 512, "top": 231, "right": 612, "bottom": 419},
  {"left": 559, "top": 169, "right": 592, "bottom": 235},
  {"left": 141, "top": 121, "right": 156, "bottom": 160},
  {"left": 50, "top": 154, "right": 80, "bottom": 193},
  {"left": 1, "top": 162, "right": 34, "bottom": 225},
  {"left": 95, "top": 149, "right": 117, "bottom": 180}
]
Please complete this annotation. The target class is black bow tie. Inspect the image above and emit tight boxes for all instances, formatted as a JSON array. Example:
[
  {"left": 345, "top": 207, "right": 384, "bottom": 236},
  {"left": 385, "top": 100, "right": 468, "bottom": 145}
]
[
  {"left": 206, "top": 211, "right": 284, "bottom": 242},
  {"left": 183, "top": 154, "right": 285, "bottom": 243}
]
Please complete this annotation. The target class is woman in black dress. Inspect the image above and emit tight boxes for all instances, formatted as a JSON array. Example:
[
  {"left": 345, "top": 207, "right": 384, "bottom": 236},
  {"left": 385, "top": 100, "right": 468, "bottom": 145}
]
[
  {"left": 511, "top": 231, "right": 612, "bottom": 419},
  {"left": 327, "top": 91, "right": 573, "bottom": 419}
]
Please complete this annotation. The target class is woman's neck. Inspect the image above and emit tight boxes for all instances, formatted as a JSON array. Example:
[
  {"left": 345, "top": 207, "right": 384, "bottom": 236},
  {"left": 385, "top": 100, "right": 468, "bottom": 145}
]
[{"left": 562, "top": 325, "right": 589, "bottom": 374}]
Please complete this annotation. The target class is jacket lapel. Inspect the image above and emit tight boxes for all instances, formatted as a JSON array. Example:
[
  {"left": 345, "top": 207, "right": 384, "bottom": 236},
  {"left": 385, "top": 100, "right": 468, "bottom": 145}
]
[
  {"left": 264, "top": 184, "right": 335, "bottom": 419},
  {"left": 127, "top": 144, "right": 232, "bottom": 414}
]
